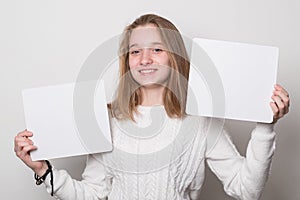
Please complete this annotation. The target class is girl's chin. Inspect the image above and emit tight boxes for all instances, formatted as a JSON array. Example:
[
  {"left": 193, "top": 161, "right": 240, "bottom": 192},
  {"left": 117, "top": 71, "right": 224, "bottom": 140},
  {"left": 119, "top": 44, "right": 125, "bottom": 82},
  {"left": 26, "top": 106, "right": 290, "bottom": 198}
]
[{"left": 139, "top": 83, "right": 165, "bottom": 89}]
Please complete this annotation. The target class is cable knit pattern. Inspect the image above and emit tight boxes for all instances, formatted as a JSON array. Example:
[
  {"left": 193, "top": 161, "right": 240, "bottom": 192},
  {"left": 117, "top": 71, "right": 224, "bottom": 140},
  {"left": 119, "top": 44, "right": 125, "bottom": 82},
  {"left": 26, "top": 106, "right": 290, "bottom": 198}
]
[{"left": 43, "top": 106, "right": 276, "bottom": 200}]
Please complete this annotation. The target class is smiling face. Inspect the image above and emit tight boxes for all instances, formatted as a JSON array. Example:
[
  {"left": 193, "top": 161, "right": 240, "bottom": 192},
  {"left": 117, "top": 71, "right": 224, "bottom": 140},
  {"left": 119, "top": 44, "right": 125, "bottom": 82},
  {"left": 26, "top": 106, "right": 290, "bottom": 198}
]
[
  {"left": 128, "top": 23, "right": 171, "bottom": 88},
  {"left": 112, "top": 14, "right": 190, "bottom": 120}
]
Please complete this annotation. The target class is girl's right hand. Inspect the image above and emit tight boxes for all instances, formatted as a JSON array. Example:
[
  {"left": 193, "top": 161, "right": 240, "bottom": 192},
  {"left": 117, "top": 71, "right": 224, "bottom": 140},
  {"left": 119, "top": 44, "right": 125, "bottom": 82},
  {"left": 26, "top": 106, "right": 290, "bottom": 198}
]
[{"left": 14, "top": 130, "right": 47, "bottom": 175}]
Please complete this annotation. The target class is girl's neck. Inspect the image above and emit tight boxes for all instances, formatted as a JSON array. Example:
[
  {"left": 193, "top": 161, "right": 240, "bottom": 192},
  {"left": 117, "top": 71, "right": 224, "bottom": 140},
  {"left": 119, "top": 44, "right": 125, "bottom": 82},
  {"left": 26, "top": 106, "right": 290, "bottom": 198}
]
[{"left": 140, "top": 85, "right": 165, "bottom": 106}]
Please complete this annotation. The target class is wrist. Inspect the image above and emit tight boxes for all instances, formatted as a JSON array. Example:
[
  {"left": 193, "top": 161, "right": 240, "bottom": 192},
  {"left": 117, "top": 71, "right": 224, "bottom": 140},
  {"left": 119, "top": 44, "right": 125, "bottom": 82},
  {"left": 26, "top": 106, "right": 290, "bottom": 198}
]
[
  {"left": 34, "top": 161, "right": 48, "bottom": 177},
  {"left": 255, "top": 122, "right": 275, "bottom": 133},
  {"left": 33, "top": 160, "right": 54, "bottom": 196}
]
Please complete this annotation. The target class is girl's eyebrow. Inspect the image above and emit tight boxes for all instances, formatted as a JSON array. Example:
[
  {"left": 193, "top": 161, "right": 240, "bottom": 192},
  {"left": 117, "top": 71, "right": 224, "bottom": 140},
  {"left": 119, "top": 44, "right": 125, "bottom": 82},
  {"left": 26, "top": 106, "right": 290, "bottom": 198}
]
[{"left": 129, "top": 42, "right": 164, "bottom": 49}]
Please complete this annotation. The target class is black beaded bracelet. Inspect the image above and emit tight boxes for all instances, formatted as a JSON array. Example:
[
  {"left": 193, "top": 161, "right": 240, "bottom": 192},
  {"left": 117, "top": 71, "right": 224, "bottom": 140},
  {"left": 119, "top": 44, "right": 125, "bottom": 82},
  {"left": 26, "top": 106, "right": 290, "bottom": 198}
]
[{"left": 34, "top": 160, "right": 54, "bottom": 196}]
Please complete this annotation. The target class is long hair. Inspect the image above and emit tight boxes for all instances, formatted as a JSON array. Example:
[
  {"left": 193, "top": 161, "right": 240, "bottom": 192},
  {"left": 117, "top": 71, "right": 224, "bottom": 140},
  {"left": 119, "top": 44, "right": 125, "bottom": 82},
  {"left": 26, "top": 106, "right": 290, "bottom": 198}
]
[{"left": 110, "top": 14, "right": 190, "bottom": 120}]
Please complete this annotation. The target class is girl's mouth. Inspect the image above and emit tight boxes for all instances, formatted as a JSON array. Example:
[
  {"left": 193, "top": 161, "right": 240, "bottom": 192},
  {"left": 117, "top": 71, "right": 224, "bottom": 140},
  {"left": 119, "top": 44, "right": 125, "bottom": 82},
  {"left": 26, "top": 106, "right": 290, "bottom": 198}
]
[{"left": 138, "top": 69, "right": 158, "bottom": 74}]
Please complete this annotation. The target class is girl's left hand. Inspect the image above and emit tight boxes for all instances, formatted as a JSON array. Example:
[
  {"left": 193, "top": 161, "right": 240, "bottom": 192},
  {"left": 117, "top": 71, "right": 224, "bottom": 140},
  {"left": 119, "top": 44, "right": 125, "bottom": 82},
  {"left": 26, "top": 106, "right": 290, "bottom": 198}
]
[{"left": 270, "top": 84, "right": 290, "bottom": 123}]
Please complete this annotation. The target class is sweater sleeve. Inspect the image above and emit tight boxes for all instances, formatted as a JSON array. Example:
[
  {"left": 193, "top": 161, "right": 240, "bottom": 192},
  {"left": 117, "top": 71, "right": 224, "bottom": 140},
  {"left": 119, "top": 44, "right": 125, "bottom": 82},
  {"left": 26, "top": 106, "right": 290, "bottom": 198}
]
[
  {"left": 43, "top": 154, "right": 111, "bottom": 200},
  {"left": 206, "top": 121, "right": 276, "bottom": 200}
]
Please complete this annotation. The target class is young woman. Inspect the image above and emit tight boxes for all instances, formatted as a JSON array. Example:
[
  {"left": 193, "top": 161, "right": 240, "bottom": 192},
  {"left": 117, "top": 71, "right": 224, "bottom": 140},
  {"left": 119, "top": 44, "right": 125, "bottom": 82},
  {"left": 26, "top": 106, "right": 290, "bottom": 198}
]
[{"left": 14, "top": 14, "right": 290, "bottom": 200}]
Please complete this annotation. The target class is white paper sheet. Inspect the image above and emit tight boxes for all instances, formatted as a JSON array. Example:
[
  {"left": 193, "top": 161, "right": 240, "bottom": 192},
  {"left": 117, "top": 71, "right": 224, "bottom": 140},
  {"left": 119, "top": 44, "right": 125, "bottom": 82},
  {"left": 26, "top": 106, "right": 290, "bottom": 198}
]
[
  {"left": 22, "top": 80, "right": 112, "bottom": 161},
  {"left": 186, "top": 38, "right": 278, "bottom": 122}
]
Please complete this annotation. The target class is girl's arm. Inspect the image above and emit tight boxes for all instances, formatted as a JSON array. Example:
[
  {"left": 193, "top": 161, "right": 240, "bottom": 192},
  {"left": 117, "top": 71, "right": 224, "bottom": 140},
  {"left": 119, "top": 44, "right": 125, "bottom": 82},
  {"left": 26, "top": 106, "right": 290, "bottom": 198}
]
[
  {"left": 206, "top": 122, "right": 275, "bottom": 200},
  {"left": 42, "top": 154, "right": 111, "bottom": 200},
  {"left": 14, "top": 131, "right": 111, "bottom": 200},
  {"left": 205, "top": 84, "right": 289, "bottom": 199}
]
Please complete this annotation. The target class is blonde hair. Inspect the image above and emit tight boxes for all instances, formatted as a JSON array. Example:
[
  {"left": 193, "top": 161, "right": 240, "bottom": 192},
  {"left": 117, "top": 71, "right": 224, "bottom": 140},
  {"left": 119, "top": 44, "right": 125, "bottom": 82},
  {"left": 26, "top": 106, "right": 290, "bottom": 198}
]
[{"left": 110, "top": 14, "right": 190, "bottom": 120}]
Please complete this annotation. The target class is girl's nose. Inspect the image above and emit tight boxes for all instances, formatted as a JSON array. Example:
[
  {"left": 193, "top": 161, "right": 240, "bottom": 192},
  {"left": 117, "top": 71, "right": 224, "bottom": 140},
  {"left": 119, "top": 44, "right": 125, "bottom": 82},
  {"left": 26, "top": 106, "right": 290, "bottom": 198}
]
[{"left": 140, "top": 49, "right": 153, "bottom": 66}]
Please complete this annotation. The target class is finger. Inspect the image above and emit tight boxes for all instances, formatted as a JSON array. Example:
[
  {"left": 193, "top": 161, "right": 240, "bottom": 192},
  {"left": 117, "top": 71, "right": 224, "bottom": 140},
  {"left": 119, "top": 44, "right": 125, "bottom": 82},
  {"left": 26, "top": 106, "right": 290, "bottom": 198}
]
[
  {"left": 16, "top": 145, "right": 37, "bottom": 159},
  {"left": 14, "top": 135, "right": 34, "bottom": 151},
  {"left": 14, "top": 140, "right": 34, "bottom": 153},
  {"left": 17, "top": 129, "right": 27, "bottom": 136},
  {"left": 15, "top": 133, "right": 33, "bottom": 141},
  {"left": 272, "top": 95, "right": 285, "bottom": 118},
  {"left": 270, "top": 102, "right": 279, "bottom": 116},
  {"left": 270, "top": 102, "right": 279, "bottom": 123},
  {"left": 15, "top": 131, "right": 34, "bottom": 147},
  {"left": 272, "top": 91, "right": 290, "bottom": 115},
  {"left": 22, "top": 145, "right": 38, "bottom": 153},
  {"left": 273, "top": 90, "right": 290, "bottom": 107},
  {"left": 17, "top": 130, "right": 33, "bottom": 138},
  {"left": 274, "top": 84, "right": 289, "bottom": 97}
]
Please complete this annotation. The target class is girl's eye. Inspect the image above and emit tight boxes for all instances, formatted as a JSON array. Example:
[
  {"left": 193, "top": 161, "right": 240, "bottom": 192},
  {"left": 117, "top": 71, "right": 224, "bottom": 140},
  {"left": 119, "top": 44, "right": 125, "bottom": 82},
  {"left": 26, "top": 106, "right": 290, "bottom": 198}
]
[
  {"left": 153, "top": 48, "right": 163, "bottom": 53},
  {"left": 130, "top": 50, "right": 140, "bottom": 55}
]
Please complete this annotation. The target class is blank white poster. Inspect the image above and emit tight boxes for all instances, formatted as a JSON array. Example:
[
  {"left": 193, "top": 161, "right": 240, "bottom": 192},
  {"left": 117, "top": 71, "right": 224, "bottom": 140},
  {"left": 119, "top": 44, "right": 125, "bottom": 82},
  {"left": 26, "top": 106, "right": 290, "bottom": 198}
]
[
  {"left": 22, "top": 80, "right": 112, "bottom": 161},
  {"left": 186, "top": 38, "right": 278, "bottom": 123}
]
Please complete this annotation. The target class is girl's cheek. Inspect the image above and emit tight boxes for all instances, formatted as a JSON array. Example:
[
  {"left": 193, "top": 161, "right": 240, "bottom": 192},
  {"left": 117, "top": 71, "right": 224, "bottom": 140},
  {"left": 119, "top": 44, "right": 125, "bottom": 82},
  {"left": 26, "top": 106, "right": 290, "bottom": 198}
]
[{"left": 129, "top": 58, "right": 139, "bottom": 69}]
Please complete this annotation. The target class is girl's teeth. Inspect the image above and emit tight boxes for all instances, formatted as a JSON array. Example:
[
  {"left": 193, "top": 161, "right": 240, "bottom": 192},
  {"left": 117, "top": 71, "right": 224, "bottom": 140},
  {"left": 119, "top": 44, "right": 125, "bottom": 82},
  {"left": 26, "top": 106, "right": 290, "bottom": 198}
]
[{"left": 140, "top": 69, "right": 155, "bottom": 74}]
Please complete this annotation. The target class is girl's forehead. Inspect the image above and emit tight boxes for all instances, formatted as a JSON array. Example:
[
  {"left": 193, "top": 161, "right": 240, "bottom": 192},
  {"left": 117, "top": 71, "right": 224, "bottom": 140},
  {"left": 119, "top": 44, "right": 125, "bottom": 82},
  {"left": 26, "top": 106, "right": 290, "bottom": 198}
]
[{"left": 129, "top": 26, "right": 163, "bottom": 47}]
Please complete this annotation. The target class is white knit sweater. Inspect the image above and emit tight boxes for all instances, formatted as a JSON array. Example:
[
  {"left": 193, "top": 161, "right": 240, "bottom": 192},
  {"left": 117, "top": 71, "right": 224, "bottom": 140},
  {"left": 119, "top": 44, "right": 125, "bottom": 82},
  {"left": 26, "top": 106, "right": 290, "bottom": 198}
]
[{"left": 43, "top": 106, "right": 276, "bottom": 200}]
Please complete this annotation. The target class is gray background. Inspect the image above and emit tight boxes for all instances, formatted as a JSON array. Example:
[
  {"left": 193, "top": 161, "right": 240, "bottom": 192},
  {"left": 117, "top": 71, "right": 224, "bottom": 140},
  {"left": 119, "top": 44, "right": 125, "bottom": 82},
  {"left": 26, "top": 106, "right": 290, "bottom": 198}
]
[{"left": 1, "top": 0, "right": 299, "bottom": 199}]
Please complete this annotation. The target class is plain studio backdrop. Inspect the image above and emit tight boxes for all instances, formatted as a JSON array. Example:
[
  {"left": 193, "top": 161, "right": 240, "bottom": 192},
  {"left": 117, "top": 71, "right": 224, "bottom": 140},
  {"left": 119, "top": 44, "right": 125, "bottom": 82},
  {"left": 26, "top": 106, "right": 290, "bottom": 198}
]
[{"left": 1, "top": 0, "right": 299, "bottom": 199}]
